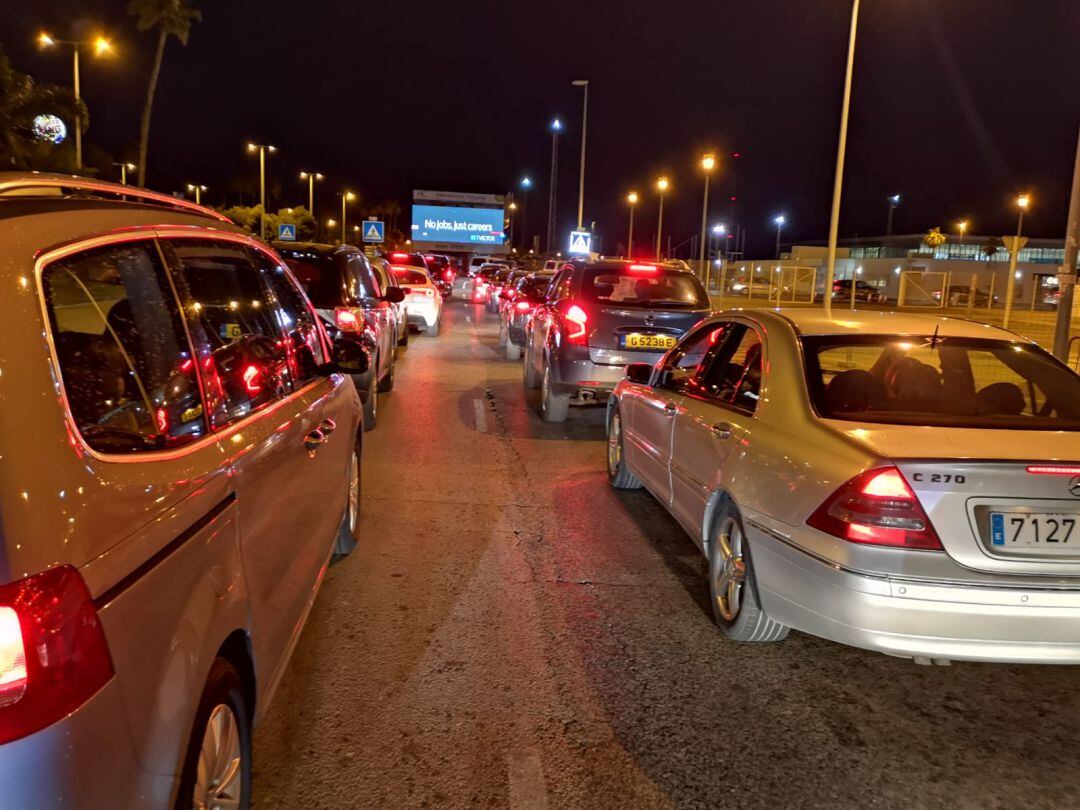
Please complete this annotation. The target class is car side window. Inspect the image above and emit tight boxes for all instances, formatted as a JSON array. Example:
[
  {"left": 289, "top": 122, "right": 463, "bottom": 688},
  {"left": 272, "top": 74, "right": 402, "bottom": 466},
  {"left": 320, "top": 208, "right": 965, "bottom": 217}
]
[
  {"left": 699, "top": 324, "right": 763, "bottom": 412},
  {"left": 255, "top": 252, "right": 329, "bottom": 387},
  {"left": 547, "top": 269, "right": 574, "bottom": 303},
  {"left": 351, "top": 256, "right": 382, "bottom": 298},
  {"left": 42, "top": 241, "right": 207, "bottom": 454},
  {"left": 661, "top": 324, "right": 726, "bottom": 393},
  {"left": 163, "top": 238, "right": 296, "bottom": 429}
]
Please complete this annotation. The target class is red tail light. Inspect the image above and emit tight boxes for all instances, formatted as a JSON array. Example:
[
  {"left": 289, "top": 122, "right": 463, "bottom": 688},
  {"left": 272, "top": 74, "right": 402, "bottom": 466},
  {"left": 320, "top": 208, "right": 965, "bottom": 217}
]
[
  {"left": 335, "top": 308, "right": 361, "bottom": 332},
  {"left": 515, "top": 300, "right": 532, "bottom": 312},
  {"left": 628, "top": 263, "right": 659, "bottom": 274},
  {"left": 0, "top": 566, "right": 114, "bottom": 744},
  {"left": 808, "top": 467, "right": 942, "bottom": 550},
  {"left": 409, "top": 287, "right": 434, "bottom": 297},
  {"left": 242, "top": 363, "right": 262, "bottom": 394},
  {"left": 563, "top": 304, "right": 589, "bottom": 344}
]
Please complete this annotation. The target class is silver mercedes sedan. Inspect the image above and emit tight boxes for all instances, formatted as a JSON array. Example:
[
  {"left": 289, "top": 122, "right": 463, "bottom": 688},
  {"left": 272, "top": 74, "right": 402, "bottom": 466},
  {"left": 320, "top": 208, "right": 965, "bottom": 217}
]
[{"left": 606, "top": 308, "right": 1080, "bottom": 664}]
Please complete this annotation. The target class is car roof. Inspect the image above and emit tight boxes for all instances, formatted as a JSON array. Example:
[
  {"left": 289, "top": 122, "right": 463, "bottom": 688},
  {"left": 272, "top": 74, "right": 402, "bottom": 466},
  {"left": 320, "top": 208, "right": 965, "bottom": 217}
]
[
  {"left": 272, "top": 241, "right": 358, "bottom": 256},
  {"left": 749, "top": 308, "right": 1031, "bottom": 342}
]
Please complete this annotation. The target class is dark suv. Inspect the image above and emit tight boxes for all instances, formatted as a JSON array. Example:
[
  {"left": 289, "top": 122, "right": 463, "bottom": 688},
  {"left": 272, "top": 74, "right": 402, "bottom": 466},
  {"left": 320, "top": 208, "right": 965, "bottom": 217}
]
[
  {"left": 274, "top": 242, "right": 405, "bottom": 430},
  {"left": 524, "top": 260, "right": 712, "bottom": 421}
]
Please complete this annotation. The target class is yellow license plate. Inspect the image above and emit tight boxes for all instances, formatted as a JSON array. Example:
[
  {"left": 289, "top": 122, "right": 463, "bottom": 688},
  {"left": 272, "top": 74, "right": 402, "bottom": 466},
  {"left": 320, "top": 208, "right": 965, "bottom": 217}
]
[{"left": 623, "top": 333, "right": 677, "bottom": 350}]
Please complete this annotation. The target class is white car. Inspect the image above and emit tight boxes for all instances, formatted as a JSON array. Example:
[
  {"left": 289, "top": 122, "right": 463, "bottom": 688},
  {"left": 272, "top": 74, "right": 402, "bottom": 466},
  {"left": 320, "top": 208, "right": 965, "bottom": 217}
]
[
  {"left": 391, "top": 265, "right": 442, "bottom": 336},
  {"left": 607, "top": 308, "right": 1080, "bottom": 665}
]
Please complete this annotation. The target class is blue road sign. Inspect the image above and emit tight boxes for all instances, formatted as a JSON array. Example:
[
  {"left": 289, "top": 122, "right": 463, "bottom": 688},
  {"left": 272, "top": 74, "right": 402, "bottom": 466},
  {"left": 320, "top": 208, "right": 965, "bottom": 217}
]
[
  {"left": 277, "top": 223, "right": 297, "bottom": 241},
  {"left": 363, "top": 220, "right": 386, "bottom": 243}
]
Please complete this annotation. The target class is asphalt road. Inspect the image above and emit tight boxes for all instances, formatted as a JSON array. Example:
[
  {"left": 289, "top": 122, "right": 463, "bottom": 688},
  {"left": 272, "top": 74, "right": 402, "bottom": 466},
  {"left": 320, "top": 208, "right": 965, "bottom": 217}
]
[{"left": 253, "top": 300, "right": 1080, "bottom": 810}]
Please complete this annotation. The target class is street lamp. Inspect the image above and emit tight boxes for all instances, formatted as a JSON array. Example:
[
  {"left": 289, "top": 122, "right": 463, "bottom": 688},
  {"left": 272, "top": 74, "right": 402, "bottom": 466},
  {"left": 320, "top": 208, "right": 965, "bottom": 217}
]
[
  {"left": 508, "top": 201, "right": 518, "bottom": 249},
  {"left": 886, "top": 193, "right": 902, "bottom": 237},
  {"left": 773, "top": 215, "right": 787, "bottom": 259},
  {"left": 957, "top": 219, "right": 970, "bottom": 245},
  {"left": 626, "top": 191, "right": 639, "bottom": 258},
  {"left": 38, "top": 31, "right": 114, "bottom": 171},
  {"left": 547, "top": 118, "right": 562, "bottom": 253},
  {"left": 655, "top": 177, "right": 670, "bottom": 261},
  {"left": 571, "top": 80, "right": 589, "bottom": 229},
  {"left": 339, "top": 191, "right": 357, "bottom": 245},
  {"left": 113, "top": 162, "right": 136, "bottom": 185},
  {"left": 299, "top": 171, "right": 324, "bottom": 219},
  {"left": 699, "top": 153, "right": 717, "bottom": 271},
  {"left": 519, "top": 175, "right": 532, "bottom": 252},
  {"left": 246, "top": 142, "right": 276, "bottom": 239},
  {"left": 1003, "top": 194, "right": 1032, "bottom": 328},
  {"left": 186, "top": 183, "right": 208, "bottom": 205},
  {"left": 823, "top": 0, "right": 862, "bottom": 318}
]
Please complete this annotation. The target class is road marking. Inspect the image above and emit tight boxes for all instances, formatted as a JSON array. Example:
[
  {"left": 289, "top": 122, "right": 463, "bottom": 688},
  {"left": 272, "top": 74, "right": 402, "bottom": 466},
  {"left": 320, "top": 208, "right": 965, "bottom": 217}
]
[
  {"left": 508, "top": 748, "right": 548, "bottom": 810},
  {"left": 474, "top": 398, "right": 487, "bottom": 433}
]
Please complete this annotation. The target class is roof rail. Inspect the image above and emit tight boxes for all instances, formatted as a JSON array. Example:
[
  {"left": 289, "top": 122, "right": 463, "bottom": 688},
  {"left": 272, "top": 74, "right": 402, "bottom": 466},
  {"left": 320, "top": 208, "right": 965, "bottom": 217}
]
[{"left": 0, "top": 172, "right": 233, "bottom": 224}]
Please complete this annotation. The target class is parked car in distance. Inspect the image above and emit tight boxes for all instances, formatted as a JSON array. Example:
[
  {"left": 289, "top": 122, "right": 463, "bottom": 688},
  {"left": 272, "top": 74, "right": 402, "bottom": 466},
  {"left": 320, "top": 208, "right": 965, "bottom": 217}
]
[
  {"left": 607, "top": 307, "right": 1080, "bottom": 664},
  {"left": 0, "top": 172, "right": 367, "bottom": 808},
  {"left": 500, "top": 271, "right": 554, "bottom": 360},
  {"left": 827, "top": 278, "right": 887, "bottom": 303},
  {"left": 276, "top": 242, "right": 405, "bottom": 431},
  {"left": 524, "top": 259, "right": 712, "bottom": 421},
  {"left": 930, "top": 284, "right": 997, "bottom": 308},
  {"left": 390, "top": 264, "right": 443, "bottom": 336}
]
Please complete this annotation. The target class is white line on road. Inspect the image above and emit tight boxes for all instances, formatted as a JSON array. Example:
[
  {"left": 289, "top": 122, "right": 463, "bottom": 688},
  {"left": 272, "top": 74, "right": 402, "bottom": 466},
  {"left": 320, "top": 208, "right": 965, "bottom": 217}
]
[
  {"left": 508, "top": 748, "right": 548, "bottom": 810},
  {"left": 474, "top": 398, "right": 487, "bottom": 433}
]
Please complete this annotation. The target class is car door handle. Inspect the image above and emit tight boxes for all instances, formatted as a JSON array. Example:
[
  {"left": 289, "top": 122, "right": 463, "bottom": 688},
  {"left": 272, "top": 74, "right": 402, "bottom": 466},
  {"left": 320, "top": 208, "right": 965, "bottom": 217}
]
[
  {"left": 711, "top": 422, "right": 733, "bottom": 440},
  {"left": 303, "top": 429, "right": 327, "bottom": 457},
  {"left": 319, "top": 418, "right": 337, "bottom": 435},
  {"left": 664, "top": 402, "right": 679, "bottom": 416}
]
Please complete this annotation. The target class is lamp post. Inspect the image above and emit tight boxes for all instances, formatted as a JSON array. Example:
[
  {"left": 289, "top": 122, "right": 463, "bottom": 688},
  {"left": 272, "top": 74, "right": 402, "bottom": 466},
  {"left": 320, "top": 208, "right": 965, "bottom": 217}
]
[
  {"left": 546, "top": 118, "right": 562, "bottom": 253},
  {"left": 626, "top": 191, "right": 639, "bottom": 258},
  {"left": 246, "top": 142, "right": 276, "bottom": 239},
  {"left": 655, "top": 177, "right": 670, "bottom": 261},
  {"left": 299, "top": 171, "right": 324, "bottom": 219},
  {"left": 571, "top": 80, "right": 589, "bottom": 229},
  {"left": 113, "top": 162, "right": 136, "bottom": 185},
  {"left": 773, "top": 215, "right": 786, "bottom": 259},
  {"left": 38, "top": 32, "right": 113, "bottom": 172},
  {"left": 1003, "top": 194, "right": 1031, "bottom": 329},
  {"left": 699, "top": 153, "right": 716, "bottom": 274},
  {"left": 957, "top": 219, "right": 969, "bottom": 246},
  {"left": 885, "top": 193, "right": 901, "bottom": 237},
  {"left": 339, "top": 191, "right": 356, "bottom": 246},
  {"left": 823, "top": 0, "right": 861, "bottom": 318},
  {"left": 519, "top": 176, "right": 532, "bottom": 251},
  {"left": 186, "top": 183, "right": 207, "bottom": 205},
  {"left": 508, "top": 201, "right": 518, "bottom": 249}
]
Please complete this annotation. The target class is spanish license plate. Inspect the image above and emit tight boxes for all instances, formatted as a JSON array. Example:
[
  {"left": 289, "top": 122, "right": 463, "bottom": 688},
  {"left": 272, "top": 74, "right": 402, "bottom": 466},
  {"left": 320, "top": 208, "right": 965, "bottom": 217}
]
[
  {"left": 990, "top": 512, "right": 1077, "bottom": 548},
  {"left": 620, "top": 332, "right": 677, "bottom": 351}
]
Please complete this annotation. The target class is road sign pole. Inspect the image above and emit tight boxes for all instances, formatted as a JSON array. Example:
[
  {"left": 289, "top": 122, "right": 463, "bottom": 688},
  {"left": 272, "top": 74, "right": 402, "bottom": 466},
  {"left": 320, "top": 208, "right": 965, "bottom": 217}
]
[{"left": 1053, "top": 123, "right": 1080, "bottom": 360}]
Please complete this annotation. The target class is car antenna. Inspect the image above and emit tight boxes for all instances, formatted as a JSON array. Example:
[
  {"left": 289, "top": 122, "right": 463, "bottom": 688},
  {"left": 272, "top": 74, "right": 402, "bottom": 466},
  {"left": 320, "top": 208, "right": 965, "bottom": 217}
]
[{"left": 929, "top": 323, "right": 941, "bottom": 350}]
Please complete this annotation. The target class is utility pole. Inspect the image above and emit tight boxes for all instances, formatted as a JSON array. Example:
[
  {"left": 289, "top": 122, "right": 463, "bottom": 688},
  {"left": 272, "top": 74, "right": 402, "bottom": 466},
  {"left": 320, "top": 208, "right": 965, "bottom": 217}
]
[
  {"left": 546, "top": 119, "right": 561, "bottom": 253},
  {"left": 1054, "top": 123, "right": 1080, "bottom": 360}
]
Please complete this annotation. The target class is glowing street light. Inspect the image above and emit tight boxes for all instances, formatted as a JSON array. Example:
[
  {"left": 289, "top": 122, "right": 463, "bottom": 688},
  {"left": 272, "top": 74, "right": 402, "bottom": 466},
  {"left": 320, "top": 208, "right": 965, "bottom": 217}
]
[
  {"left": 113, "top": 161, "right": 136, "bottom": 185},
  {"left": 37, "top": 30, "right": 115, "bottom": 171},
  {"left": 186, "top": 183, "right": 208, "bottom": 204},
  {"left": 886, "top": 193, "right": 902, "bottom": 236},
  {"left": 299, "top": 171, "right": 324, "bottom": 218},
  {"left": 655, "top": 177, "right": 670, "bottom": 260},
  {"left": 626, "top": 191, "right": 639, "bottom": 258},
  {"left": 339, "top": 190, "right": 357, "bottom": 245},
  {"left": 247, "top": 142, "right": 277, "bottom": 239},
  {"left": 957, "top": 219, "right": 970, "bottom": 245},
  {"left": 773, "top": 214, "right": 787, "bottom": 259},
  {"left": 1003, "top": 194, "right": 1033, "bottom": 327},
  {"left": 699, "top": 153, "right": 717, "bottom": 271}
]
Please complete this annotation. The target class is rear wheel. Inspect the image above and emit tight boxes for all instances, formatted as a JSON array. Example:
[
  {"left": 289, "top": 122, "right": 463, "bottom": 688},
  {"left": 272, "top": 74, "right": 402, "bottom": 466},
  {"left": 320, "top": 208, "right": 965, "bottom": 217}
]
[
  {"left": 424, "top": 318, "right": 440, "bottom": 337},
  {"left": 333, "top": 436, "right": 362, "bottom": 558},
  {"left": 377, "top": 356, "right": 395, "bottom": 392},
  {"left": 498, "top": 319, "right": 508, "bottom": 348},
  {"left": 523, "top": 340, "right": 540, "bottom": 389},
  {"left": 505, "top": 340, "right": 521, "bottom": 361},
  {"left": 540, "top": 363, "right": 570, "bottom": 423},
  {"left": 708, "top": 507, "right": 789, "bottom": 643},
  {"left": 362, "top": 367, "right": 378, "bottom": 432},
  {"left": 397, "top": 321, "right": 409, "bottom": 347},
  {"left": 175, "top": 658, "right": 251, "bottom": 810},
  {"left": 607, "top": 406, "right": 642, "bottom": 490}
]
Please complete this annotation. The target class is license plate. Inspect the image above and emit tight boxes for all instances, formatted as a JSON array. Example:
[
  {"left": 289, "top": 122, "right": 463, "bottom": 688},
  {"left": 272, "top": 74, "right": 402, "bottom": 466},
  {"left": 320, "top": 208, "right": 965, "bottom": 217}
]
[
  {"left": 620, "top": 332, "right": 677, "bottom": 351},
  {"left": 990, "top": 512, "right": 1078, "bottom": 548}
]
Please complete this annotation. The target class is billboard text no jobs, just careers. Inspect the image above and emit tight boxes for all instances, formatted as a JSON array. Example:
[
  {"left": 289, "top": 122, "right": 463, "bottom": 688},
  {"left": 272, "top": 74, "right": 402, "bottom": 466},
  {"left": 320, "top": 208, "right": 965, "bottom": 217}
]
[{"left": 411, "top": 204, "right": 506, "bottom": 245}]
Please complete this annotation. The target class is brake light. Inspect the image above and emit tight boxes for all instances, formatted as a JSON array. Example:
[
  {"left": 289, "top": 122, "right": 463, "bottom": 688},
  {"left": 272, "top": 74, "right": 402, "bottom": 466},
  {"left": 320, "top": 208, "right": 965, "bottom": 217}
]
[
  {"left": 563, "top": 304, "right": 589, "bottom": 344},
  {"left": 391, "top": 253, "right": 409, "bottom": 260},
  {"left": 410, "top": 287, "right": 434, "bottom": 297},
  {"left": 242, "top": 363, "right": 262, "bottom": 394},
  {"left": 155, "top": 407, "right": 169, "bottom": 433},
  {"left": 807, "top": 467, "right": 942, "bottom": 550},
  {"left": 628, "top": 263, "right": 659, "bottom": 274},
  {"left": 0, "top": 566, "right": 114, "bottom": 744},
  {"left": 1026, "top": 465, "right": 1080, "bottom": 476},
  {"left": 515, "top": 300, "right": 532, "bottom": 312},
  {"left": 335, "top": 308, "right": 361, "bottom": 332}
]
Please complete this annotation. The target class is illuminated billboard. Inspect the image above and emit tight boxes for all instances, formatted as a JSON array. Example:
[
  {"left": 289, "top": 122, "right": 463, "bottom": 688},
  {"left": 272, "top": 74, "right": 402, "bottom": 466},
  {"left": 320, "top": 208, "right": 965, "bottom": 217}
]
[{"left": 411, "top": 204, "right": 506, "bottom": 246}]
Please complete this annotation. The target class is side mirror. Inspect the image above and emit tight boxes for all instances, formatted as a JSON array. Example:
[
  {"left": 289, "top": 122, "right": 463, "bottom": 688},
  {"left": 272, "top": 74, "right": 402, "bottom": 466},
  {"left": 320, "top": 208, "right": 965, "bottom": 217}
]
[
  {"left": 320, "top": 334, "right": 369, "bottom": 376},
  {"left": 625, "top": 363, "right": 653, "bottom": 386},
  {"left": 384, "top": 287, "right": 406, "bottom": 304}
]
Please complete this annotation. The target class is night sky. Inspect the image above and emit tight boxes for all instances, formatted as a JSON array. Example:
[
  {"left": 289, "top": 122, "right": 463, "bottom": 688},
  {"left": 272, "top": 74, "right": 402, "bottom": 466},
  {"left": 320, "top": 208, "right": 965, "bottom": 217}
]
[{"left": 5, "top": 0, "right": 1080, "bottom": 255}]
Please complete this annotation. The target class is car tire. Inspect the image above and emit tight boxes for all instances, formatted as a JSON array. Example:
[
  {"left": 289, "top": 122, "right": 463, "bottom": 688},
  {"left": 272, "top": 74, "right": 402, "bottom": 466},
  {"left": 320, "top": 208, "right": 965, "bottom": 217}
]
[
  {"left": 708, "top": 505, "right": 789, "bottom": 643},
  {"left": 377, "top": 356, "right": 395, "bottom": 393},
  {"left": 523, "top": 341, "right": 541, "bottom": 389},
  {"left": 505, "top": 340, "right": 521, "bottom": 361},
  {"left": 174, "top": 658, "right": 251, "bottom": 810},
  {"left": 362, "top": 366, "right": 378, "bottom": 432},
  {"left": 424, "top": 319, "right": 439, "bottom": 337},
  {"left": 540, "top": 363, "right": 570, "bottom": 423},
  {"left": 498, "top": 320, "right": 508, "bottom": 348},
  {"left": 606, "top": 405, "right": 642, "bottom": 490},
  {"left": 333, "top": 435, "right": 362, "bottom": 558},
  {"left": 397, "top": 323, "right": 409, "bottom": 347}
]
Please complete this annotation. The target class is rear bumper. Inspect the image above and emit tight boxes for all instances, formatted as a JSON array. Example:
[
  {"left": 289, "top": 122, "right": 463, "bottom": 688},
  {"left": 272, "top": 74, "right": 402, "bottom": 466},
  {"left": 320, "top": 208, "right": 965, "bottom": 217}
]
[
  {"left": 749, "top": 522, "right": 1080, "bottom": 664},
  {"left": 550, "top": 348, "right": 627, "bottom": 396},
  {"left": 406, "top": 302, "right": 439, "bottom": 328}
]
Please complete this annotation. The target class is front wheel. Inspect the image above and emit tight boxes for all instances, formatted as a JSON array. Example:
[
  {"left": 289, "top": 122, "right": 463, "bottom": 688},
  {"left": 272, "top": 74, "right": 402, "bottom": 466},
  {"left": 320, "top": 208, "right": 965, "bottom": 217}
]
[
  {"left": 708, "top": 507, "right": 789, "bottom": 643},
  {"left": 607, "top": 406, "right": 642, "bottom": 490},
  {"left": 362, "top": 367, "right": 378, "bottom": 432},
  {"left": 333, "top": 436, "right": 361, "bottom": 558},
  {"left": 377, "top": 356, "right": 395, "bottom": 393},
  {"left": 175, "top": 659, "right": 251, "bottom": 810},
  {"left": 397, "top": 321, "right": 409, "bottom": 347},
  {"left": 505, "top": 340, "right": 521, "bottom": 361}
]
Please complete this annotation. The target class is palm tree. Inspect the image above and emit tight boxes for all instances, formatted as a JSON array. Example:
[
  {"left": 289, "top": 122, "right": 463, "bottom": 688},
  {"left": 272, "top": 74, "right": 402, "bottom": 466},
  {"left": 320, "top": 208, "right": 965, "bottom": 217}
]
[
  {"left": 0, "top": 49, "right": 84, "bottom": 170},
  {"left": 127, "top": 0, "right": 201, "bottom": 186}
]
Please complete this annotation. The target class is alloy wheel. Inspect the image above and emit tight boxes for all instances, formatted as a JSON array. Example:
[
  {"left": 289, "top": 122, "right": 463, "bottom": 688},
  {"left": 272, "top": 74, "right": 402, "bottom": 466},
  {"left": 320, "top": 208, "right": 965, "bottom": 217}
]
[
  {"left": 713, "top": 517, "right": 747, "bottom": 623},
  {"left": 347, "top": 450, "right": 360, "bottom": 534},
  {"left": 193, "top": 704, "right": 243, "bottom": 809},
  {"left": 607, "top": 413, "right": 622, "bottom": 475}
]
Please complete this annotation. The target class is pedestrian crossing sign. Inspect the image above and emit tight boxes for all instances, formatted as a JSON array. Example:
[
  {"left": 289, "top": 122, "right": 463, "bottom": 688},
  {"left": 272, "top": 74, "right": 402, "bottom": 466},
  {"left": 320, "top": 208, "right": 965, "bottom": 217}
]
[
  {"left": 277, "top": 223, "right": 297, "bottom": 241},
  {"left": 363, "top": 220, "right": 386, "bottom": 243},
  {"left": 568, "top": 229, "right": 592, "bottom": 255}
]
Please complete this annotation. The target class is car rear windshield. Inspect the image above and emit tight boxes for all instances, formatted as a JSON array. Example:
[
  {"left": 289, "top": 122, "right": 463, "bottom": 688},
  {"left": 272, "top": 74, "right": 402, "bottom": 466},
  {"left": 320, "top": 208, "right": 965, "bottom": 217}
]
[
  {"left": 392, "top": 268, "right": 430, "bottom": 285},
  {"left": 581, "top": 267, "right": 709, "bottom": 308},
  {"left": 384, "top": 252, "right": 426, "bottom": 269},
  {"left": 279, "top": 253, "right": 357, "bottom": 307},
  {"left": 803, "top": 335, "right": 1080, "bottom": 430},
  {"left": 520, "top": 276, "right": 552, "bottom": 298}
]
